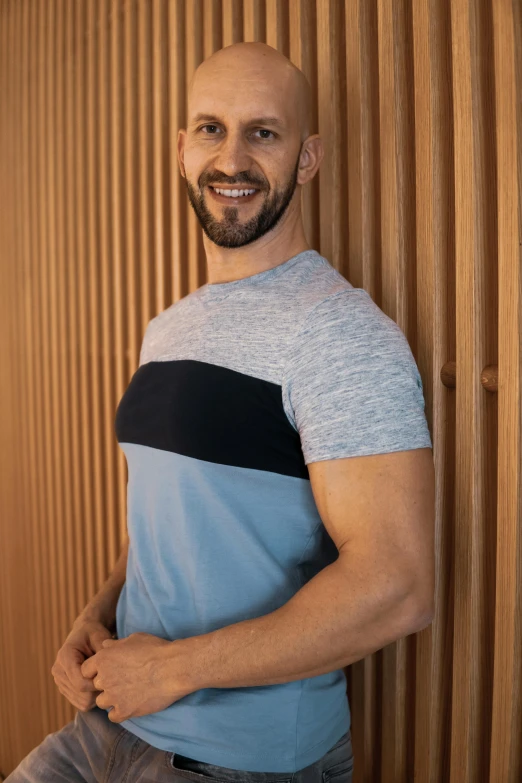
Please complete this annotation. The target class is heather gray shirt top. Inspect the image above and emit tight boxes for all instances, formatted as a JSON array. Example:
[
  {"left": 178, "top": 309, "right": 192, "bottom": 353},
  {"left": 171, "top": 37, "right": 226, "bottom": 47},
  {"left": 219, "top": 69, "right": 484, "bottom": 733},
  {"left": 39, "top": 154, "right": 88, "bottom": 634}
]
[{"left": 114, "top": 249, "right": 432, "bottom": 773}]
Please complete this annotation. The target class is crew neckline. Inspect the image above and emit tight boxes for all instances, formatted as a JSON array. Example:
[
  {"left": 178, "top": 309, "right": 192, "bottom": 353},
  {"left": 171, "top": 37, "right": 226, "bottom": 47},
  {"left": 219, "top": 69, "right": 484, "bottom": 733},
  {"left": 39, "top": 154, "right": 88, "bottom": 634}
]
[{"left": 202, "top": 249, "right": 321, "bottom": 296}]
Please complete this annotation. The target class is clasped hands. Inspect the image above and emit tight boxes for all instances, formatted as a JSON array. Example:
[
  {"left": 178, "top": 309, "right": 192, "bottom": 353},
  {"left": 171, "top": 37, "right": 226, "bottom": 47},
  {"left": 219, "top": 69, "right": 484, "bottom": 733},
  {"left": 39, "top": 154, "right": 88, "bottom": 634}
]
[{"left": 79, "top": 632, "right": 193, "bottom": 723}]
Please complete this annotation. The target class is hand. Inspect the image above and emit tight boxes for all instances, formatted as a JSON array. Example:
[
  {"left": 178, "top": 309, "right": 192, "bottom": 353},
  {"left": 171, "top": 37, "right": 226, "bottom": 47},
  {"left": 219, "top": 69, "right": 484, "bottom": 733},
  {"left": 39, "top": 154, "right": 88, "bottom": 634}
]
[
  {"left": 80, "top": 632, "right": 193, "bottom": 723},
  {"left": 51, "top": 618, "right": 114, "bottom": 712}
]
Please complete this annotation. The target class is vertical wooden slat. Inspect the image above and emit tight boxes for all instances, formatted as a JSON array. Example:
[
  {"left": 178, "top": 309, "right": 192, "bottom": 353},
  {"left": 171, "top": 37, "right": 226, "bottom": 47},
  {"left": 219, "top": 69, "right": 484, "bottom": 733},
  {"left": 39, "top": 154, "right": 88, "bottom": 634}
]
[
  {"left": 266, "top": 0, "right": 288, "bottom": 55},
  {"left": 152, "top": 0, "right": 167, "bottom": 317},
  {"left": 30, "top": 0, "right": 55, "bottom": 740},
  {"left": 169, "top": 0, "right": 189, "bottom": 304},
  {"left": 19, "top": 0, "right": 50, "bottom": 745},
  {"left": 97, "top": 0, "right": 118, "bottom": 576},
  {"left": 428, "top": 1, "right": 456, "bottom": 780},
  {"left": 85, "top": 3, "right": 102, "bottom": 614},
  {"left": 185, "top": 0, "right": 205, "bottom": 291},
  {"left": 359, "top": 0, "right": 381, "bottom": 298},
  {"left": 288, "top": 0, "right": 319, "bottom": 251},
  {"left": 490, "top": 1, "right": 521, "bottom": 780},
  {"left": 122, "top": 1, "right": 139, "bottom": 376},
  {"left": 343, "top": 3, "right": 379, "bottom": 780},
  {"left": 316, "top": 0, "right": 347, "bottom": 267},
  {"left": 377, "top": 0, "right": 403, "bottom": 779},
  {"left": 51, "top": 0, "right": 73, "bottom": 681},
  {"left": 344, "top": 0, "right": 363, "bottom": 285},
  {"left": 67, "top": 0, "right": 89, "bottom": 617},
  {"left": 57, "top": 0, "right": 78, "bottom": 647},
  {"left": 468, "top": 0, "right": 498, "bottom": 777},
  {"left": 450, "top": 0, "right": 484, "bottom": 780},
  {"left": 74, "top": 0, "right": 93, "bottom": 616},
  {"left": 377, "top": 0, "right": 398, "bottom": 318},
  {"left": 2, "top": 0, "right": 22, "bottom": 761},
  {"left": 10, "top": 0, "right": 25, "bottom": 746},
  {"left": 0, "top": 5, "right": 6, "bottom": 765},
  {"left": 40, "top": 0, "right": 64, "bottom": 728},
  {"left": 243, "top": 0, "right": 266, "bottom": 42},
  {"left": 137, "top": 0, "right": 153, "bottom": 336},
  {"left": 110, "top": 0, "right": 128, "bottom": 548},
  {"left": 222, "top": 0, "right": 243, "bottom": 46},
  {"left": 1, "top": 0, "right": 521, "bottom": 778},
  {"left": 411, "top": 0, "right": 435, "bottom": 778},
  {"left": 86, "top": 0, "right": 107, "bottom": 596}
]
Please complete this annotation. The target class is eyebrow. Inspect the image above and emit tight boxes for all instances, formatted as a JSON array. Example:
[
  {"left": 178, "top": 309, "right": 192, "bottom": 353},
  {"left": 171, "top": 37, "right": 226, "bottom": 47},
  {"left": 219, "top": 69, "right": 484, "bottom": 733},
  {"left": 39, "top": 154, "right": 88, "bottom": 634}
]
[{"left": 190, "top": 113, "right": 286, "bottom": 130}]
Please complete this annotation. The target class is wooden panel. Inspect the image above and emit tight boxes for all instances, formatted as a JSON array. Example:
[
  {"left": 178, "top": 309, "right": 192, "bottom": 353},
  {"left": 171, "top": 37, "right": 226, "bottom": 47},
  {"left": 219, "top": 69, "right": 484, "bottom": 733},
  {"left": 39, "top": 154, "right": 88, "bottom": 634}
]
[
  {"left": 490, "top": 0, "right": 521, "bottom": 781},
  {"left": 0, "top": 0, "right": 520, "bottom": 779}
]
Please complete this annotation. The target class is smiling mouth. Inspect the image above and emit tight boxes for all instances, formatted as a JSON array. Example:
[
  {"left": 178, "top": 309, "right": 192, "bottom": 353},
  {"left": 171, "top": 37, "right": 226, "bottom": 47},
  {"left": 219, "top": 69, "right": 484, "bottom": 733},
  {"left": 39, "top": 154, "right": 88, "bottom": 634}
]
[{"left": 208, "top": 186, "right": 261, "bottom": 204}]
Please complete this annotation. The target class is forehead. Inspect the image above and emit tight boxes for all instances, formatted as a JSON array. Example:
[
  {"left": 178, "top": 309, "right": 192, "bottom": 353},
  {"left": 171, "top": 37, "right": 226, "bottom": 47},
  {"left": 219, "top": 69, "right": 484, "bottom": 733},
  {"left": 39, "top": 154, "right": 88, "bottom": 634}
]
[{"left": 188, "top": 66, "right": 295, "bottom": 128}]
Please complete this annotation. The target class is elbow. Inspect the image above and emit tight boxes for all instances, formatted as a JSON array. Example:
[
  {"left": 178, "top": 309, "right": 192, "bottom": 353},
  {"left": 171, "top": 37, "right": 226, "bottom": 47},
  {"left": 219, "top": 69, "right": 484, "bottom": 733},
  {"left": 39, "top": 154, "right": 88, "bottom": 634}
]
[
  {"left": 398, "top": 581, "right": 435, "bottom": 634},
  {"left": 407, "top": 594, "right": 435, "bottom": 633},
  {"left": 410, "top": 607, "right": 434, "bottom": 632}
]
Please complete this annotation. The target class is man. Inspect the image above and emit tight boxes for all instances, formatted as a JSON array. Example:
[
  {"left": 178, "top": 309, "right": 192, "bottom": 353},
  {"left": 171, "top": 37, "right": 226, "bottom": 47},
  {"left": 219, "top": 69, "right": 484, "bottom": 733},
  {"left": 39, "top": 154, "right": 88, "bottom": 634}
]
[{"left": 7, "top": 41, "right": 434, "bottom": 782}]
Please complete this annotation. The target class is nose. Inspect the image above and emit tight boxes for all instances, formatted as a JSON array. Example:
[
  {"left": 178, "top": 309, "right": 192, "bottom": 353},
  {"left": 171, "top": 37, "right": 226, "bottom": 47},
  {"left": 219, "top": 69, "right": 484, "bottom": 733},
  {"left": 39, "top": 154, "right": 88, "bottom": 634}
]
[{"left": 211, "top": 130, "right": 254, "bottom": 178}]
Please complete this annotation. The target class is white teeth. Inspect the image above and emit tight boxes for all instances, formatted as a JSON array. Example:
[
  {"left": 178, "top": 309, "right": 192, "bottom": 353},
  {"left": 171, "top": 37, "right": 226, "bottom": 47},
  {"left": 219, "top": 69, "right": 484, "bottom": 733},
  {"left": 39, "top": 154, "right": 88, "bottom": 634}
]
[{"left": 213, "top": 187, "right": 257, "bottom": 197}]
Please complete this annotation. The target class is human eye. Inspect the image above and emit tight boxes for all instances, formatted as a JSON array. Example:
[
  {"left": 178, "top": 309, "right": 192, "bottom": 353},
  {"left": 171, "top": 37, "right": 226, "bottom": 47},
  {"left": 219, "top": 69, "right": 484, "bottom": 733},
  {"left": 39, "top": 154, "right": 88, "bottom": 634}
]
[
  {"left": 254, "top": 129, "right": 275, "bottom": 140},
  {"left": 197, "top": 125, "right": 275, "bottom": 140},
  {"left": 199, "top": 124, "right": 220, "bottom": 134}
]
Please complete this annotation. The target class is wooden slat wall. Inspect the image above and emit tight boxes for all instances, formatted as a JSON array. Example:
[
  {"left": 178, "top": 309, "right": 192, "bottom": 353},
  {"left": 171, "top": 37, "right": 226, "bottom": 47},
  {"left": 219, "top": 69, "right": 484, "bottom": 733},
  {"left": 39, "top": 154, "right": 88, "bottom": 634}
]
[{"left": 0, "top": 1, "right": 520, "bottom": 780}]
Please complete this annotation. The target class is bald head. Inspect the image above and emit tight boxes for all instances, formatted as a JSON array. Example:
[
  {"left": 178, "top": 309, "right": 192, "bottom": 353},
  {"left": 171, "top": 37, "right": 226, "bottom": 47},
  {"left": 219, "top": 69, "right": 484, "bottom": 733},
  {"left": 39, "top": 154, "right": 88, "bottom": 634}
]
[
  {"left": 178, "top": 42, "right": 323, "bottom": 250},
  {"left": 187, "top": 42, "right": 314, "bottom": 143}
]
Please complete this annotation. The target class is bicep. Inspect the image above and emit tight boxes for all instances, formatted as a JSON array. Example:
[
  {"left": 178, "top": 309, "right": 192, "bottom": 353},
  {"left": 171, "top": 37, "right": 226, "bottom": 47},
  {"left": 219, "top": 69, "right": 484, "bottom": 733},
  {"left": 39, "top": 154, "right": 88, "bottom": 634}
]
[{"left": 308, "top": 447, "right": 435, "bottom": 605}]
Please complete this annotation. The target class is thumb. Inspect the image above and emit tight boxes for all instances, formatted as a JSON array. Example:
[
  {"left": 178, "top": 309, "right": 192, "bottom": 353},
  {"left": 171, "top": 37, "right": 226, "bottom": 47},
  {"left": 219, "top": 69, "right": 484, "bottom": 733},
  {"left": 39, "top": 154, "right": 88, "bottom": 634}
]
[
  {"left": 90, "top": 628, "right": 114, "bottom": 653},
  {"left": 101, "top": 638, "right": 117, "bottom": 648}
]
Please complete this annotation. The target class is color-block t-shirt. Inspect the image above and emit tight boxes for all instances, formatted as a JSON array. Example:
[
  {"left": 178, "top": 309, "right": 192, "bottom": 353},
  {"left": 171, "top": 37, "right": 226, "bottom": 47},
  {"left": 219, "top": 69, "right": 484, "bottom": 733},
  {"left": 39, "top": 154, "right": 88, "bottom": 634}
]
[{"left": 114, "top": 249, "right": 432, "bottom": 773}]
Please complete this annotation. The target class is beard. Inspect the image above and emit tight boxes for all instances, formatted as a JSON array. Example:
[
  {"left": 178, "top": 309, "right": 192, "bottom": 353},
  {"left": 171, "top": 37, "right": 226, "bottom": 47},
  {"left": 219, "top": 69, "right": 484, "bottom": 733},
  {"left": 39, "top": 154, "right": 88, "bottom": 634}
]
[{"left": 184, "top": 148, "right": 302, "bottom": 249}]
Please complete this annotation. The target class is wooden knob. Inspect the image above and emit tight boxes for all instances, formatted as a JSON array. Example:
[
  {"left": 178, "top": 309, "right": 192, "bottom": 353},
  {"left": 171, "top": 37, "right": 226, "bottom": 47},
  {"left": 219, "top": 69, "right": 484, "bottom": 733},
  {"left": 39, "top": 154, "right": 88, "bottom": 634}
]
[
  {"left": 480, "top": 365, "right": 498, "bottom": 392},
  {"left": 440, "top": 361, "right": 498, "bottom": 392},
  {"left": 440, "top": 361, "right": 456, "bottom": 388}
]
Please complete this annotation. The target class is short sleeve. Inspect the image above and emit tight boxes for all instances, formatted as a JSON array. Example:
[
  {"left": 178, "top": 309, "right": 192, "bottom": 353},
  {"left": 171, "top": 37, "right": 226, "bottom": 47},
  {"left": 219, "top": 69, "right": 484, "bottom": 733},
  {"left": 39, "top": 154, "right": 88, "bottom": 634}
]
[
  {"left": 138, "top": 320, "right": 154, "bottom": 366},
  {"left": 281, "top": 290, "right": 433, "bottom": 465}
]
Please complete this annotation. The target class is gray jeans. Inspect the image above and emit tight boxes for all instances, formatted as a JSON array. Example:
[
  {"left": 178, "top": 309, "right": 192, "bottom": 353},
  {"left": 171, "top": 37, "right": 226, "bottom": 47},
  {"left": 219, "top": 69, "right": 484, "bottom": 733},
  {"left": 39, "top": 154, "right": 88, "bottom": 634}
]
[{"left": 5, "top": 707, "right": 353, "bottom": 783}]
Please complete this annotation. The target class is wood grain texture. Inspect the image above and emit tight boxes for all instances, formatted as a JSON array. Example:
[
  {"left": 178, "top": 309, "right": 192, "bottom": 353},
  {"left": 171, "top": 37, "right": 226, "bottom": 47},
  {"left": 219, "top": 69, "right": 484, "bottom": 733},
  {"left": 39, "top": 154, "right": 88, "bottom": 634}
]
[{"left": 0, "top": 1, "right": 520, "bottom": 779}]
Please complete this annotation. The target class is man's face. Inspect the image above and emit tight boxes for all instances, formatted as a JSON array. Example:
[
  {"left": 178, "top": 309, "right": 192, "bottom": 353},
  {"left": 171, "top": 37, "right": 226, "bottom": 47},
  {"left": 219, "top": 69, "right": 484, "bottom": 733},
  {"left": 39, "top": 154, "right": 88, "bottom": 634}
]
[{"left": 179, "top": 71, "right": 304, "bottom": 248}]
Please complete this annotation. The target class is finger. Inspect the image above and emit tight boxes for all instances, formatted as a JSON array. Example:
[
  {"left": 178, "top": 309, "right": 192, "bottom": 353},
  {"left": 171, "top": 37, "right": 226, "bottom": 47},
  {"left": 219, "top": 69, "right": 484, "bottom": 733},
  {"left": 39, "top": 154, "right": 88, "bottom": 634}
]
[
  {"left": 56, "top": 678, "right": 97, "bottom": 712},
  {"left": 51, "top": 664, "right": 69, "bottom": 689},
  {"left": 95, "top": 692, "right": 113, "bottom": 712},
  {"left": 61, "top": 646, "right": 98, "bottom": 692},
  {"left": 80, "top": 655, "right": 97, "bottom": 681},
  {"left": 53, "top": 665, "right": 99, "bottom": 713},
  {"left": 101, "top": 639, "right": 116, "bottom": 648},
  {"left": 89, "top": 628, "right": 114, "bottom": 653},
  {"left": 70, "top": 671, "right": 98, "bottom": 693},
  {"left": 106, "top": 707, "right": 122, "bottom": 723},
  {"left": 52, "top": 666, "right": 94, "bottom": 703},
  {"left": 66, "top": 659, "right": 98, "bottom": 693},
  {"left": 53, "top": 664, "right": 80, "bottom": 696}
]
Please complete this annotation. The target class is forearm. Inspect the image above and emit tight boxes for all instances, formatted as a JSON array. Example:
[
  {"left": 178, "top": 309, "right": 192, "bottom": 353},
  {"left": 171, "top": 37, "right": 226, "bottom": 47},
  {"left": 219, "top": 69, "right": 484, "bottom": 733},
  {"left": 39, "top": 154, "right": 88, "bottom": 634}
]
[
  {"left": 74, "top": 535, "right": 129, "bottom": 633},
  {"left": 177, "top": 556, "right": 431, "bottom": 691}
]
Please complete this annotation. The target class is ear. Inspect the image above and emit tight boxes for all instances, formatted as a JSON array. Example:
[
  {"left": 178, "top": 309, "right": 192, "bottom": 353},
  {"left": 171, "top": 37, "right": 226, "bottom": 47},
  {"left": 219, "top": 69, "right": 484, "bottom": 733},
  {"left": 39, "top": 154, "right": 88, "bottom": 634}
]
[
  {"left": 297, "top": 135, "right": 324, "bottom": 186},
  {"left": 177, "top": 129, "right": 187, "bottom": 178}
]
